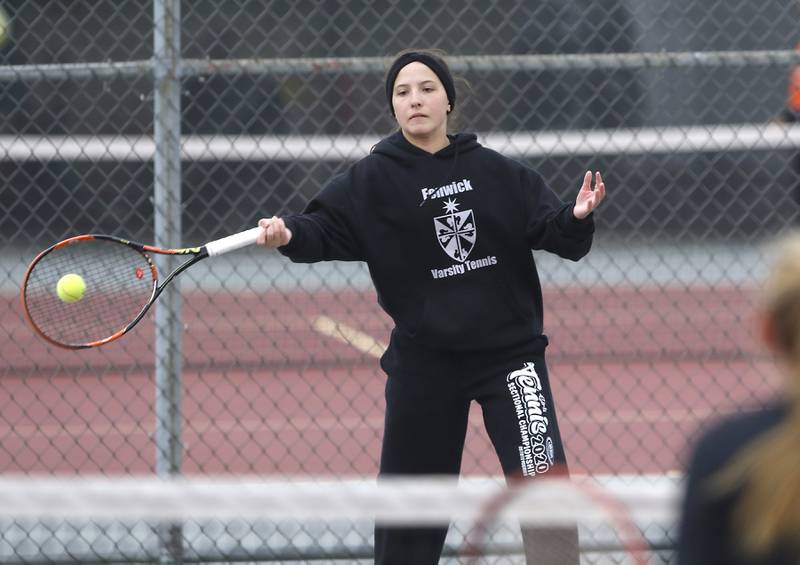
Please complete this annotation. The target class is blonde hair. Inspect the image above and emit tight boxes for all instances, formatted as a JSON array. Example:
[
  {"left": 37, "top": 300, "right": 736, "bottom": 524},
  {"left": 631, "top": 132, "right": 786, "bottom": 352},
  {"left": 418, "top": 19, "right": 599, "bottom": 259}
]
[{"left": 712, "top": 231, "right": 800, "bottom": 554}]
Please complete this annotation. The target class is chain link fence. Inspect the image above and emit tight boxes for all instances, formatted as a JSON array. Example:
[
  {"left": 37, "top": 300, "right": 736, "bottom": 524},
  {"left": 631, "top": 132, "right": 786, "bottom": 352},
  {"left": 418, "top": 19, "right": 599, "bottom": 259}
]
[{"left": 2, "top": 0, "right": 800, "bottom": 562}]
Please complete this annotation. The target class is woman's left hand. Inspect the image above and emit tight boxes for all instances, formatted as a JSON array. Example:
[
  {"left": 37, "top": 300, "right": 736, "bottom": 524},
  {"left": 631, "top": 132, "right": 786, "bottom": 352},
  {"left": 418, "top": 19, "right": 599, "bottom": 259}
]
[{"left": 573, "top": 171, "right": 606, "bottom": 220}]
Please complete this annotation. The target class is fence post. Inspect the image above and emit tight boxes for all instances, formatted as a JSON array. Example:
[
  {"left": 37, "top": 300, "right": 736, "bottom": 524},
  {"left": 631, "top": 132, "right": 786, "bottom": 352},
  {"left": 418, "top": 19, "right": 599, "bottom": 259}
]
[{"left": 153, "top": 0, "right": 183, "bottom": 563}]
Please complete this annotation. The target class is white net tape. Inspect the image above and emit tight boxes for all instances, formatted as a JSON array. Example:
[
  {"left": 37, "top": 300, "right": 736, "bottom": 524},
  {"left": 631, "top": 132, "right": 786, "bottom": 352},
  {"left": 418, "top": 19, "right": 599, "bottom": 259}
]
[{"left": 0, "top": 474, "right": 679, "bottom": 526}]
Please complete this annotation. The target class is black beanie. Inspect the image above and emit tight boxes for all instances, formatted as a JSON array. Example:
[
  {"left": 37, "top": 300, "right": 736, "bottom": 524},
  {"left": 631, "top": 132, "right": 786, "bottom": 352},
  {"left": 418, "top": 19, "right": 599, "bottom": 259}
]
[{"left": 385, "top": 52, "right": 456, "bottom": 116}]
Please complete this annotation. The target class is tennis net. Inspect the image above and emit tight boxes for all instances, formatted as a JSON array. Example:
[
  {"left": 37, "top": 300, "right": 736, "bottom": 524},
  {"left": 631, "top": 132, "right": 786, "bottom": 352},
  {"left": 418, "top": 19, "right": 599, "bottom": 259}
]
[{"left": 0, "top": 473, "right": 680, "bottom": 564}]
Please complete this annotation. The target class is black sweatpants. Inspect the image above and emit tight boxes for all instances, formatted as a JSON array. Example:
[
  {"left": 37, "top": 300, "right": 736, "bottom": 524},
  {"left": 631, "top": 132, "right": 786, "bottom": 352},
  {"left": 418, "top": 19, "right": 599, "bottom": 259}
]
[{"left": 374, "top": 350, "right": 579, "bottom": 565}]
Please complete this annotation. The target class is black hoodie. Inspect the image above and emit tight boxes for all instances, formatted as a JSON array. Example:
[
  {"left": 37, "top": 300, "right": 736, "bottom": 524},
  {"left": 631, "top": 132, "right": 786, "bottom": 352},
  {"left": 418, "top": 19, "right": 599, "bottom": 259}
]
[{"left": 279, "top": 130, "right": 594, "bottom": 365}]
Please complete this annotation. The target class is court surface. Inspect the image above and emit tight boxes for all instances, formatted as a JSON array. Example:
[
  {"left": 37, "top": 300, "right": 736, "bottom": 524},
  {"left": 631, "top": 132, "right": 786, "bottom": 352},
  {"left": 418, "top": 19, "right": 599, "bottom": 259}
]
[{"left": 1, "top": 242, "right": 777, "bottom": 477}]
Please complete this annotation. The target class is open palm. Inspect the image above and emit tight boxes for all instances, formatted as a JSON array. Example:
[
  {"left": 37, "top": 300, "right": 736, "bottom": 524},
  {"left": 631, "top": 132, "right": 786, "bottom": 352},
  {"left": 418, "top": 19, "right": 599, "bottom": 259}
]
[{"left": 573, "top": 171, "right": 606, "bottom": 220}]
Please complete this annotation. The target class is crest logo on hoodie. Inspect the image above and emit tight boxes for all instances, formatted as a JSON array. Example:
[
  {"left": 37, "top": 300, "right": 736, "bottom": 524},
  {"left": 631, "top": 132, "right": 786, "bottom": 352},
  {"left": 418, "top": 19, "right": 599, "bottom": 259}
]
[{"left": 434, "top": 198, "right": 475, "bottom": 262}]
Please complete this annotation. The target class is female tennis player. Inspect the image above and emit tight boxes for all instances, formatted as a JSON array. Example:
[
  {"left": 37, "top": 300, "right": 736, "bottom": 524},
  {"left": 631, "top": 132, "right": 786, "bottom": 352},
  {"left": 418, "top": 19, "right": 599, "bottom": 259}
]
[
  {"left": 678, "top": 232, "right": 800, "bottom": 565},
  {"left": 256, "top": 49, "right": 605, "bottom": 565}
]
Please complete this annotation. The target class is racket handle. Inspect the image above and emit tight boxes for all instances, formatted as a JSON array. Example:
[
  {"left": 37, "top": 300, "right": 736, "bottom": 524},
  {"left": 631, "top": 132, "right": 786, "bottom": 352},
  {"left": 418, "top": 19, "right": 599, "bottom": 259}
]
[{"left": 205, "top": 227, "right": 262, "bottom": 257}]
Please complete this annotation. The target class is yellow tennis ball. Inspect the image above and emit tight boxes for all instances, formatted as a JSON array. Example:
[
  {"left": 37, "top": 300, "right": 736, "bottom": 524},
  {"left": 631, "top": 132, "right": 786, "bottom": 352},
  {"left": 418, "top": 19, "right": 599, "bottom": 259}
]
[{"left": 56, "top": 273, "right": 86, "bottom": 304}]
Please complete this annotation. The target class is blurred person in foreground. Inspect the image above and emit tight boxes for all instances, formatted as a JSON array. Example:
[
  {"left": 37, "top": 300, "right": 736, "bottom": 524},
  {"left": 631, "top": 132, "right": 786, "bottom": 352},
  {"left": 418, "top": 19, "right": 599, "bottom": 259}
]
[
  {"left": 678, "top": 232, "right": 800, "bottom": 564},
  {"left": 256, "top": 48, "right": 605, "bottom": 564}
]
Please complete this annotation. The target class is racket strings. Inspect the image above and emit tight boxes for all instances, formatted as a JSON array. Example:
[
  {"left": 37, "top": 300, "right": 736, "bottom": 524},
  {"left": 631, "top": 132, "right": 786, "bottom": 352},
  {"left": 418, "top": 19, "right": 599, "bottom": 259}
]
[{"left": 24, "top": 239, "right": 155, "bottom": 347}]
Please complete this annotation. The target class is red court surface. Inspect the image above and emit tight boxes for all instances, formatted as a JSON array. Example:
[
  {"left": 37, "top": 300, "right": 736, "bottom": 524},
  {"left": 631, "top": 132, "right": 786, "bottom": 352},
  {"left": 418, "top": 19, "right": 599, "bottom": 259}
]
[{"left": 0, "top": 285, "right": 779, "bottom": 477}]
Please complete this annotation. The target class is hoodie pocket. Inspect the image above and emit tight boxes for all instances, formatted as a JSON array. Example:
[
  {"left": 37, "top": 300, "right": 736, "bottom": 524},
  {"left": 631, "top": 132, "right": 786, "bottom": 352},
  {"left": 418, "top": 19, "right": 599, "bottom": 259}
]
[{"left": 414, "top": 272, "right": 532, "bottom": 349}]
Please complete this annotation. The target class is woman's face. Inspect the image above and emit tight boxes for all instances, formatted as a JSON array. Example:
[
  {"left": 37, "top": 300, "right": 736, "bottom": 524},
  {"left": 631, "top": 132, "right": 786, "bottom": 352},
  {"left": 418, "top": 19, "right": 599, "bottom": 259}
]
[{"left": 391, "top": 62, "right": 449, "bottom": 143}]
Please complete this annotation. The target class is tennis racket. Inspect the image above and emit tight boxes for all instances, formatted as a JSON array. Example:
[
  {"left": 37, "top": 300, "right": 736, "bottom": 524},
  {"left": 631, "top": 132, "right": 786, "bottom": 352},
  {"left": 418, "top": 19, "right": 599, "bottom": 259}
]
[
  {"left": 21, "top": 227, "right": 263, "bottom": 349},
  {"left": 462, "top": 470, "right": 653, "bottom": 565}
]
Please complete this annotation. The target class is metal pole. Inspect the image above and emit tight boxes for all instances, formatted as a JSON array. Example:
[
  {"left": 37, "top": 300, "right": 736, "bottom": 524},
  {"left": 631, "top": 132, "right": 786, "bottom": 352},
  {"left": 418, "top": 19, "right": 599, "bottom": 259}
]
[{"left": 153, "top": 0, "right": 183, "bottom": 563}]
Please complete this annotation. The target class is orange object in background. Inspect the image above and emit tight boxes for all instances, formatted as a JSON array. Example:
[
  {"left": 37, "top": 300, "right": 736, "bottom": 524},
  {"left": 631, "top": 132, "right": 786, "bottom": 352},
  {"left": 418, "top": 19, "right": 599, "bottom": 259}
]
[{"left": 789, "top": 43, "right": 800, "bottom": 112}]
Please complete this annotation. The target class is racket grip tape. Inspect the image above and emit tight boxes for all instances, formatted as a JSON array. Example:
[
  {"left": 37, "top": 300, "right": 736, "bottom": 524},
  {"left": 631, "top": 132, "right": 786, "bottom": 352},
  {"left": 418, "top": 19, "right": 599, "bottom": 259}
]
[{"left": 205, "top": 227, "right": 262, "bottom": 257}]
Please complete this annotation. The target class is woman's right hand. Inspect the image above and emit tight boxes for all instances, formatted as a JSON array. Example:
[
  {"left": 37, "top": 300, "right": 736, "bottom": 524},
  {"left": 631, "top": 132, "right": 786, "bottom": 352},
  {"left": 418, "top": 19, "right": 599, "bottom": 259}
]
[{"left": 256, "top": 216, "right": 292, "bottom": 248}]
